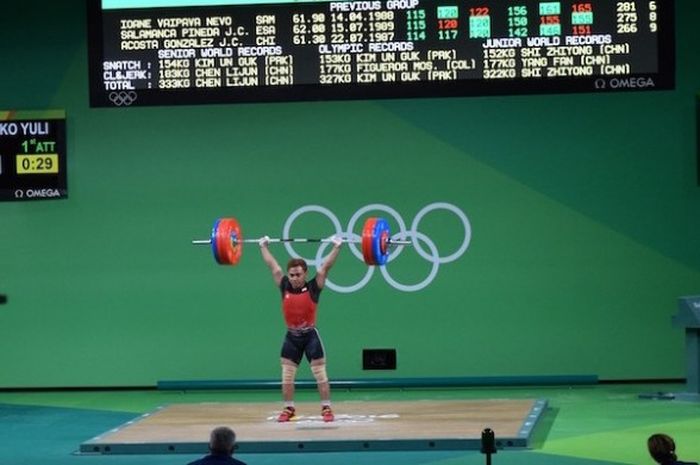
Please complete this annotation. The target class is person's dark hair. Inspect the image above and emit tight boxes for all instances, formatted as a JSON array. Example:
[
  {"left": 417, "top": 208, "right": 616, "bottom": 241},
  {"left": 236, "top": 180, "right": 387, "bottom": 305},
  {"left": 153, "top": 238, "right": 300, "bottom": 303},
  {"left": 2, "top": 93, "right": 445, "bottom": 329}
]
[
  {"left": 287, "top": 258, "right": 307, "bottom": 271},
  {"left": 209, "top": 426, "right": 236, "bottom": 455},
  {"left": 648, "top": 433, "right": 677, "bottom": 464}
]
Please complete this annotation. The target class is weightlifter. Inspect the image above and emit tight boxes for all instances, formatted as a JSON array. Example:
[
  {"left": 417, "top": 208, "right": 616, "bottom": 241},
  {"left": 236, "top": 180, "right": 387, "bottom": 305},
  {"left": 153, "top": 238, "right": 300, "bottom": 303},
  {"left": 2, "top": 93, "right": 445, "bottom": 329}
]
[{"left": 259, "top": 235, "right": 343, "bottom": 422}]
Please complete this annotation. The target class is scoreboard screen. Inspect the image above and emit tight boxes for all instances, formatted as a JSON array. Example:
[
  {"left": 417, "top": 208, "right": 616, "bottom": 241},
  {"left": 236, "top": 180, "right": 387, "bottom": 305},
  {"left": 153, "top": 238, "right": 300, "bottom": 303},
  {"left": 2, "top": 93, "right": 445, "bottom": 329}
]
[
  {"left": 87, "top": 0, "right": 675, "bottom": 107},
  {"left": 0, "top": 111, "right": 67, "bottom": 202}
]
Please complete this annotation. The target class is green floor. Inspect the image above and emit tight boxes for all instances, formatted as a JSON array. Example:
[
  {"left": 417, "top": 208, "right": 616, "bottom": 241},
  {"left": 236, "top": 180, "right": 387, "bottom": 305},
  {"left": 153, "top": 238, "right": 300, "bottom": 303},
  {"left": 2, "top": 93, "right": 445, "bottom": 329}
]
[{"left": 0, "top": 383, "right": 698, "bottom": 465}]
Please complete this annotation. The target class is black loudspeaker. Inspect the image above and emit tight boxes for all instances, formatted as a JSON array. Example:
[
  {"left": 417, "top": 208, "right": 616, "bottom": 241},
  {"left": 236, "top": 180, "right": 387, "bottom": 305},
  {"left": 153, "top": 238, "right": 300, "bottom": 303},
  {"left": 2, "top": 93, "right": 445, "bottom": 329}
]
[
  {"left": 362, "top": 348, "right": 397, "bottom": 370},
  {"left": 0, "top": 294, "right": 6, "bottom": 304}
]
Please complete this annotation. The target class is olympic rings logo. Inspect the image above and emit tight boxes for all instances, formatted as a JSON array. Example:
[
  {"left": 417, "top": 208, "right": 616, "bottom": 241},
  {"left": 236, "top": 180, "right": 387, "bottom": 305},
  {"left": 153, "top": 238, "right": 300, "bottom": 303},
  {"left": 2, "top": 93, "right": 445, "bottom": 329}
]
[
  {"left": 108, "top": 91, "right": 138, "bottom": 106},
  {"left": 282, "top": 202, "right": 471, "bottom": 293}
]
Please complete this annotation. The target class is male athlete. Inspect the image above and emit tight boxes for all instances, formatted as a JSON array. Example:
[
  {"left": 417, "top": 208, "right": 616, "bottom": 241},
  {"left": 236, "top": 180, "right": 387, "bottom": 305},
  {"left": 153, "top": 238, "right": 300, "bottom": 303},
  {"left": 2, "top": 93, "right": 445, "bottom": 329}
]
[{"left": 259, "top": 235, "right": 342, "bottom": 422}]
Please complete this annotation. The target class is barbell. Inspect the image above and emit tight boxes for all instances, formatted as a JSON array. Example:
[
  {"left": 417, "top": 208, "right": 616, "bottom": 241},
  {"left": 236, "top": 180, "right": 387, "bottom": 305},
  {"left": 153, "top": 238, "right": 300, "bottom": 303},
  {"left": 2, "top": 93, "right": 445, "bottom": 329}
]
[{"left": 192, "top": 217, "right": 411, "bottom": 267}]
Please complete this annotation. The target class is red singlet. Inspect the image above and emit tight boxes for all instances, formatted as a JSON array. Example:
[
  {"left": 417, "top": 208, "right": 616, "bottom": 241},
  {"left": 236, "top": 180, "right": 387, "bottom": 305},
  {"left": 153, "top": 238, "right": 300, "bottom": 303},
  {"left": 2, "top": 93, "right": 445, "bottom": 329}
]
[{"left": 280, "top": 276, "right": 320, "bottom": 329}]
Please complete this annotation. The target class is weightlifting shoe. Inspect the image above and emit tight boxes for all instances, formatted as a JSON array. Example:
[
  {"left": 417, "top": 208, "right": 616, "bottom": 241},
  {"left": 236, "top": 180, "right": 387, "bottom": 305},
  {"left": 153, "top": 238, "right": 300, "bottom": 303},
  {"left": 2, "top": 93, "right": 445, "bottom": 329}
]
[
  {"left": 277, "top": 406, "right": 296, "bottom": 422},
  {"left": 321, "top": 405, "right": 334, "bottom": 422}
]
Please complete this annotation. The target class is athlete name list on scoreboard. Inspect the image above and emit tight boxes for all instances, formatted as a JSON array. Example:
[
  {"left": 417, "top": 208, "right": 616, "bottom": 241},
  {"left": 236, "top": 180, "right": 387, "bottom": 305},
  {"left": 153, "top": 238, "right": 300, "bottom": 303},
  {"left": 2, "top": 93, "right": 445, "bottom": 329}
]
[{"left": 99, "top": 0, "right": 661, "bottom": 91}]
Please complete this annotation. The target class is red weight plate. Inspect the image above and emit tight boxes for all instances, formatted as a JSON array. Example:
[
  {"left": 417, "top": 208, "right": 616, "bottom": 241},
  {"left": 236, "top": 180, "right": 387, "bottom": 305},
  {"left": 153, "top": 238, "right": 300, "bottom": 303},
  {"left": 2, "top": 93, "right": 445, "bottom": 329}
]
[
  {"left": 217, "top": 218, "right": 243, "bottom": 266},
  {"left": 227, "top": 218, "right": 242, "bottom": 265},
  {"left": 362, "top": 217, "right": 377, "bottom": 265},
  {"left": 215, "top": 219, "right": 233, "bottom": 265}
]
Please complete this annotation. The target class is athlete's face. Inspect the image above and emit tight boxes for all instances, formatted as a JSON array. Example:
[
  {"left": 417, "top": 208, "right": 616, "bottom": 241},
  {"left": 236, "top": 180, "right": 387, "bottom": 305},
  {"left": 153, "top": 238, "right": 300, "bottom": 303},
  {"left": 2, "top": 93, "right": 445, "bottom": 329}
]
[{"left": 287, "top": 266, "right": 307, "bottom": 289}]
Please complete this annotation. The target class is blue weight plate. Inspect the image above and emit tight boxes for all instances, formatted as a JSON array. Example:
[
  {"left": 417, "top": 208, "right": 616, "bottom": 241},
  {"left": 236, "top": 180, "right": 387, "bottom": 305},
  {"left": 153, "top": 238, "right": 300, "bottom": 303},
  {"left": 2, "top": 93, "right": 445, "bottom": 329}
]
[
  {"left": 372, "top": 218, "right": 391, "bottom": 266},
  {"left": 211, "top": 218, "right": 224, "bottom": 264}
]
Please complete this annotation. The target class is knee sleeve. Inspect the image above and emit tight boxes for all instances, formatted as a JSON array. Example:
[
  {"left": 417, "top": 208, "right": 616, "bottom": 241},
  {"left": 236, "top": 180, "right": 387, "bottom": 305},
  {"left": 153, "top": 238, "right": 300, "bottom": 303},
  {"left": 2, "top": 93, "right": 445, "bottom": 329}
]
[
  {"left": 311, "top": 364, "right": 328, "bottom": 384},
  {"left": 281, "top": 364, "right": 297, "bottom": 385}
]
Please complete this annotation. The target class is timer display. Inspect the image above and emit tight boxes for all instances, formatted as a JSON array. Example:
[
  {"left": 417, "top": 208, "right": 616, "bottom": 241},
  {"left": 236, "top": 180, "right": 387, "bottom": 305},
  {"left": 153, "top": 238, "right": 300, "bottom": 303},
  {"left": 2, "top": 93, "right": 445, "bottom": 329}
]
[
  {"left": 16, "top": 154, "right": 59, "bottom": 175},
  {"left": 0, "top": 110, "right": 67, "bottom": 202}
]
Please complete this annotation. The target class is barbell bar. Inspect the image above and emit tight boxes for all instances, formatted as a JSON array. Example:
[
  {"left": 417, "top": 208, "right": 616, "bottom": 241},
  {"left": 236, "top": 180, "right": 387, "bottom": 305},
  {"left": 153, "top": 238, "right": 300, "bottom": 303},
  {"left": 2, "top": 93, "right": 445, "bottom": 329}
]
[
  {"left": 192, "top": 216, "right": 411, "bottom": 266},
  {"left": 194, "top": 238, "right": 358, "bottom": 245}
]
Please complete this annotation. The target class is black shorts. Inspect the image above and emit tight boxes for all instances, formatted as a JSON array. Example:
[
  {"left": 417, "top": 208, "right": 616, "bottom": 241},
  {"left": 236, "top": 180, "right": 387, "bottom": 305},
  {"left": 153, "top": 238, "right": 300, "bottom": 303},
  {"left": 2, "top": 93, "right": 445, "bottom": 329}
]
[{"left": 281, "top": 327, "right": 325, "bottom": 365}]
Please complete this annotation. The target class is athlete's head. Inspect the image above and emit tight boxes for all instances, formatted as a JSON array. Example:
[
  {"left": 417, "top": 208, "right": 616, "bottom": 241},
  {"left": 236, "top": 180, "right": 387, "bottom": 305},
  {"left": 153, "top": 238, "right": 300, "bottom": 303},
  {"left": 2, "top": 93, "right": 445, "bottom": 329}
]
[{"left": 287, "top": 258, "right": 308, "bottom": 289}]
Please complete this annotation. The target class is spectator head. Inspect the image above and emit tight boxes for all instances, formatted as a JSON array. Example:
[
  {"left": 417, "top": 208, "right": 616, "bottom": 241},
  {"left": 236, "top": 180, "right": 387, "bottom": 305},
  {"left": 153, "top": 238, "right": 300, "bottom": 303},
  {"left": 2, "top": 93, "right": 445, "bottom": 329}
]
[
  {"left": 209, "top": 426, "right": 236, "bottom": 456},
  {"left": 647, "top": 433, "right": 677, "bottom": 464}
]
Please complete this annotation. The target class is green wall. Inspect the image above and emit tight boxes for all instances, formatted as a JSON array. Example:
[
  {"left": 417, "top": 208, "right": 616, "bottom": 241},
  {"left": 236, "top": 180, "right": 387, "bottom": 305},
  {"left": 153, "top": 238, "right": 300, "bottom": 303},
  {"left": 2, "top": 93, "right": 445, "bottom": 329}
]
[{"left": 1, "top": 1, "right": 699, "bottom": 388}]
